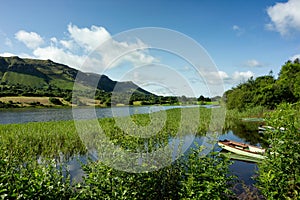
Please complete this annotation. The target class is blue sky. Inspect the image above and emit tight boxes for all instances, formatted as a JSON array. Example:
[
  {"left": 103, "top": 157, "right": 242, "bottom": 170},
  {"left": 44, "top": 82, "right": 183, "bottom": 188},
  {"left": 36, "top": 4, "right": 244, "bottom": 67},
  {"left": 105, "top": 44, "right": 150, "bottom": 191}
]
[{"left": 1, "top": 0, "right": 300, "bottom": 97}]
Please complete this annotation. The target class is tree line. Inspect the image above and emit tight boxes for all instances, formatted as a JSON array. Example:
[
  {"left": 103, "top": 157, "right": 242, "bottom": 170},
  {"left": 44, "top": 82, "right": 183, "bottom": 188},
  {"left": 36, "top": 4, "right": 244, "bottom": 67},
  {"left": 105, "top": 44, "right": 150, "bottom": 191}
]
[
  {"left": 0, "top": 82, "right": 213, "bottom": 107},
  {"left": 224, "top": 58, "right": 300, "bottom": 110}
]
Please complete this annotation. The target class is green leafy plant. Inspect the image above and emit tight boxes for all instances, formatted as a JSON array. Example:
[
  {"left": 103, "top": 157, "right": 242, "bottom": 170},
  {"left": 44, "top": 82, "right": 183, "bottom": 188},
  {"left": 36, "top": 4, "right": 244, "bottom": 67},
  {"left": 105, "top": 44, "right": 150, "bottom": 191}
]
[
  {"left": 256, "top": 103, "right": 300, "bottom": 199},
  {"left": 179, "top": 149, "right": 235, "bottom": 200},
  {"left": 0, "top": 148, "right": 73, "bottom": 199}
]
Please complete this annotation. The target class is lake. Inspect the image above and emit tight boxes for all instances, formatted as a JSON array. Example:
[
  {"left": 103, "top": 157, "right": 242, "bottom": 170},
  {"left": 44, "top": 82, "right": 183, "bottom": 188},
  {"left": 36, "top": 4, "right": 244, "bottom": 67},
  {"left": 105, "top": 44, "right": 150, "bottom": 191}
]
[
  {"left": 0, "top": 105, "right": 205, "bottom": 124},
  {"left": 0, "top": 105, "right": 262, "bottom": 194}
]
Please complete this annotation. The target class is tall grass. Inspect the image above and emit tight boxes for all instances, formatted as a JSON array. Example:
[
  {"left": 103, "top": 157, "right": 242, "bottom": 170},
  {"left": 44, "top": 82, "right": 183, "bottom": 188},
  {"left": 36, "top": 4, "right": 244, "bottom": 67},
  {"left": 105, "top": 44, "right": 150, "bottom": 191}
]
[
  {"left": 0, "top": 107, "right": 216, "bottom": 160},
  {"left": 0, "top": 121, "right": 86, "bottom": 161},
  {"left": 0, "top": 106, "right": 236, "bottom": 199},
  {"left": 225, "top": 106, "right": 266, "bottom": 121}
]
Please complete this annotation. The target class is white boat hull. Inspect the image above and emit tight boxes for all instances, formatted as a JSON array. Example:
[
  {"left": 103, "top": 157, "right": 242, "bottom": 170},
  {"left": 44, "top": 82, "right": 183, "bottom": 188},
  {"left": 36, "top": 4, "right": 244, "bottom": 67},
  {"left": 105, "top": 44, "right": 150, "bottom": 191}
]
[
  {"left": 218, "top": 141, "right": 266, "bottom": 160},
  {"left": 220, "top": 151, "right": 262, "bottom": 163}
]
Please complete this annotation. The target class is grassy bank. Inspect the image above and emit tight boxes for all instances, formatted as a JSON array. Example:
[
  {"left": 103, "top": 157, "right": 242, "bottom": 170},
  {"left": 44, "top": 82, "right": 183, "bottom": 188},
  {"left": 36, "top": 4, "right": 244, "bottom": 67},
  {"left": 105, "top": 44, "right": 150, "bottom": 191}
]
[{"left": 0, "top": 96, "right": 71, "bottom": 108}]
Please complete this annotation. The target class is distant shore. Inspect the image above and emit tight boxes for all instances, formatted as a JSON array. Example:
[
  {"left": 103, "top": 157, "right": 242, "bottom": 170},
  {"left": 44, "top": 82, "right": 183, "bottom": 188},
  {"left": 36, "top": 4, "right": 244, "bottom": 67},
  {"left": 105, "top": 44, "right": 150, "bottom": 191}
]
[{"left": 0, "top": 96, "right": 216, "bottom": 109}]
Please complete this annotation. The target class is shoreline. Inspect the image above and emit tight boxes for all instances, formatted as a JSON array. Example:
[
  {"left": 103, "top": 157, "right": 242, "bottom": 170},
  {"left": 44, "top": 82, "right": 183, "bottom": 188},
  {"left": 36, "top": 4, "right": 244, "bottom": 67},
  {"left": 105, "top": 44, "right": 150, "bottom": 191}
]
[{"left": 0, "top": 95, "right": 214, "bottom": 110}]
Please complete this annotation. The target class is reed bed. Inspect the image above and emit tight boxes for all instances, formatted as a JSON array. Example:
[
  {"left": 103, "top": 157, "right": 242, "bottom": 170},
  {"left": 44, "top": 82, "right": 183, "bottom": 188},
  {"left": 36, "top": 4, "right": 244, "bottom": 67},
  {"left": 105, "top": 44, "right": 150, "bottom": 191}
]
[{"left": 0, "top": 107, "right": 236, "bottom": 199}]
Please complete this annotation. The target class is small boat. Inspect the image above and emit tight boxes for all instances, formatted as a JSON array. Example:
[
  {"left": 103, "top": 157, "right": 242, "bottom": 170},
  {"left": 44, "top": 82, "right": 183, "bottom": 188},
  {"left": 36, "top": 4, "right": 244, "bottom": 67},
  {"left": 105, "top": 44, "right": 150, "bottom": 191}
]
[
  {"left": 258, "top": 125, "right": 275, "bottom": 131},
  {"left": 241, "top": 117, "right": 264, "bottom": 122},
  {"left": 218, "top": 139, "right": 266, "bottom": 160},
  {"left": 258, "top": 125, "right": 286, "bottom": 133}
]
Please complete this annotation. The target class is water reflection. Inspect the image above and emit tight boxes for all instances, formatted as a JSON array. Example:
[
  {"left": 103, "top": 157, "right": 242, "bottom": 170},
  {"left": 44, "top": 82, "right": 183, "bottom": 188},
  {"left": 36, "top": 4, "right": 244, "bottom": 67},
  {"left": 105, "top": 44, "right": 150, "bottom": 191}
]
[
  {"left": 220, "top": 120, "right": 266, "bottom": 195},
  {"left": 1, "top": 106, "right": 265, "bottom": 193},
  {"left": 66, "top": 119, "right": 264, "bottom": 188},
  {"left": 223, "top": 119, "right": 266, "bottom": 147}
]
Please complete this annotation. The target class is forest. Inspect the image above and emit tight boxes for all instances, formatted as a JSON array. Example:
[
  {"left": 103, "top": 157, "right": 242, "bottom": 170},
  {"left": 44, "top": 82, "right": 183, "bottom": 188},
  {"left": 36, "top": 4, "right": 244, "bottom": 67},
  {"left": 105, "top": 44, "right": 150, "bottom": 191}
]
[{"left": 224, "top": 58, "right": 300, "bottom": 110}]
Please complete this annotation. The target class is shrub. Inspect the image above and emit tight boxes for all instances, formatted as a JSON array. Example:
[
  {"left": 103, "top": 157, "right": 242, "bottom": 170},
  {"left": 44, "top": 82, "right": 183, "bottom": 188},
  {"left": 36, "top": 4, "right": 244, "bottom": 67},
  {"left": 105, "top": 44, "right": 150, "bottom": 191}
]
[
  {"left": 256, "top": 103, "right": 300, "bottom": 199},
  {"left": 49, "top": 97, "right": 63, "bottom": 105}
]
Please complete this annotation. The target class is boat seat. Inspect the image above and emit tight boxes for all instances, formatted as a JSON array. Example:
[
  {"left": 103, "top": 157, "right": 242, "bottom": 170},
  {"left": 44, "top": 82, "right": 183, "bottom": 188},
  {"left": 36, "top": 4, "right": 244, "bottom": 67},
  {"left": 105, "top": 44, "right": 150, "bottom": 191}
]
[{"left": 229, "top": 141, "right": 248, "bottom": 148}]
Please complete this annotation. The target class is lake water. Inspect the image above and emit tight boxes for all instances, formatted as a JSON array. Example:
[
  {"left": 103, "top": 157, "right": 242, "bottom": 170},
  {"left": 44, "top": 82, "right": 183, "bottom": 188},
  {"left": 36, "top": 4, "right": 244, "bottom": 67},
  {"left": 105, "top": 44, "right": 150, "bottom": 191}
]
[
  {"left": 0, "top": 105, "right": 206, "bottom": 124},
  {"left": 0, "top": 105, "right": 262, "bottom": 194},
  {"left": 63, "top": 128, "right": 261, "bottom": 195}
]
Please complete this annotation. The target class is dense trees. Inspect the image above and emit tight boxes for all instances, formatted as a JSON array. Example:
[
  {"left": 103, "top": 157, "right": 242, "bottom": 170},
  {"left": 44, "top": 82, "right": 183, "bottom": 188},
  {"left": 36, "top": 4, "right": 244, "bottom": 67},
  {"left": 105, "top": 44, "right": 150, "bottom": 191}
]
[
  {"left": 0, "top": 83, "right": 72, "bottom": 98},
  {"left": 224, "top": 59, "right": 300, "bottom": 110},
  {"left": 277, "top": 59, "right": 300, "bottom": 101},
  {"left": 0, "top": 82, "right": 211, "bottom": 107},
  {"left": 197, "top": 95, "right": 211, "bottom": 103}
]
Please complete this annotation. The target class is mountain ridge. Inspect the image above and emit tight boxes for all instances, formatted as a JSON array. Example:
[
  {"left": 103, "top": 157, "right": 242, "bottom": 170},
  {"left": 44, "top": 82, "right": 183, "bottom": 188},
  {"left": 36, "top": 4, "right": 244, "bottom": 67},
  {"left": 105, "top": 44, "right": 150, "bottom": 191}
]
[{"left": 0, "top": 56, "right": 152, "bottom": 95}]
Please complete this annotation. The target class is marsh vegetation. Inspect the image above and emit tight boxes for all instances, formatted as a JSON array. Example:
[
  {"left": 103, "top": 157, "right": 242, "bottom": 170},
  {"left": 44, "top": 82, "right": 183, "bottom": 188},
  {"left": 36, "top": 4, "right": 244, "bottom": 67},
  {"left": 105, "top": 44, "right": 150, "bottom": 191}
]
[
  {"left": 0, "top": 107, "right": 237, "bottom": 199},
  {"left": 1, "top": 100, "right": 299, "bottom": 199}
]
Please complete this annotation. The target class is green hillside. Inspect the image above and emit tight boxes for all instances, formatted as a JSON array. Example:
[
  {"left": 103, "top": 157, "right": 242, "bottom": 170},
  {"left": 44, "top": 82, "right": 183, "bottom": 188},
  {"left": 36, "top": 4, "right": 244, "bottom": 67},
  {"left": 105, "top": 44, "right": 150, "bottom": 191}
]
[
  {"left": 2, "top": 71, "right": 47, "bottom": 88},
  {"left": 0, "top": 56, "right": 164, "bottom": 107},
  {"left": 0, "top": 56, "right": 151, "bottom": 94}
]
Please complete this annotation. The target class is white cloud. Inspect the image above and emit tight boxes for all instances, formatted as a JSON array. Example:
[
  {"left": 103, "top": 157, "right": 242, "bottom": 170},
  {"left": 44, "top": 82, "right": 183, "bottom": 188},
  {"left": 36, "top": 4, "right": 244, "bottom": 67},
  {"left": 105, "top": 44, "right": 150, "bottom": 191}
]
[
  {"left": 59, "top": 40, "right": 76, "bottom": 50},
  {"left": 205, "top": 70, "right": 254, "bottom": 86},
  {"left": 33, "top": 46, "right": 86, "bottom": 69},
  {"left": 192, "top": 70, "right": 252, "bottom": 94},
  {"left": 15, "top": 30, "right": 44, "bottom": 49},
  {"left": 233, "top": 25, "right": 240, "bottom": 31},
  {"left": 6, "top": 24, "right": 158, "bottom": 73},
  {"left": 232, "top": 25, "right": 244, "bottom": 36},
  {"left": 0, "top": 52, "right": 32, "bottom": 58},
  {"left": 68, "top": 24, "right": 111, "bottom": 51},
  {"left": 290, "top": 54, "right": 300, "bottom": 61},
  {"left": 266, "top": 0, "right": 300, "bottom": 36},
  {"left": 200, "top": 70, "right": 229, "bottom": 85},
  {"left": 64, "top": 24, "right": 158, "bottom": 70},
  {"left": 200, "top": 70, "right": 254, "bottom": 85},
  {"left": 99, "top": 39, "right": 157, "bottom": 68},
  {"left": 0, "top": 52, "right": 16, "bottom": 57},
  {"left": 232, "top": 71, "right": 254, "bottom": 82},
  {"left": 50, "top": 37, "right": 58, "bottom": 44},
  {"left": 244, "top": 59, "right": 264, "bottom": 68},
  {"left": 218, "top": 71, "right": 229, "bottom": 79}
]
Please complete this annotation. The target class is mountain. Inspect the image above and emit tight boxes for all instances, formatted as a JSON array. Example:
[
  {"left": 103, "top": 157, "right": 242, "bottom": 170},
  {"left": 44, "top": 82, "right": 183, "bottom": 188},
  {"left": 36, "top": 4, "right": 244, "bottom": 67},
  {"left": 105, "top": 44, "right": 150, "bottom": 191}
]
[{"left": 0, "top": 56, "right": 152, "bottom": 95}]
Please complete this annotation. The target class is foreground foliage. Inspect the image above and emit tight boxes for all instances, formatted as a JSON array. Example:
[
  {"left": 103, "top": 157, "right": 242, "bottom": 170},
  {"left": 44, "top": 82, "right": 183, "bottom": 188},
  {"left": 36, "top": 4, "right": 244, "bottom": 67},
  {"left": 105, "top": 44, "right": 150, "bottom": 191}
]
[
  {"left": 0, "top": 147, "right": 234, "bottom": 199},
  {"left": 0, "top": 153, "right": 73, "bottom": 199},
  {"left": 74, "top": 149, "right": 234, "bottom": 200},
  {"left": 257, "top": 103, "right": 300, "bottom": 199}
]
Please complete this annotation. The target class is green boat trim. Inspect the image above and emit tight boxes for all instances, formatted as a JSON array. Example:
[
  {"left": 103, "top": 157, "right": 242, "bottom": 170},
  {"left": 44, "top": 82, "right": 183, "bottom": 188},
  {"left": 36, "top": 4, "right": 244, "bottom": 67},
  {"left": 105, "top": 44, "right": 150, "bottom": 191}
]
[{"left": 220, "top": 150, "right": 263, "bottom": 163}]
